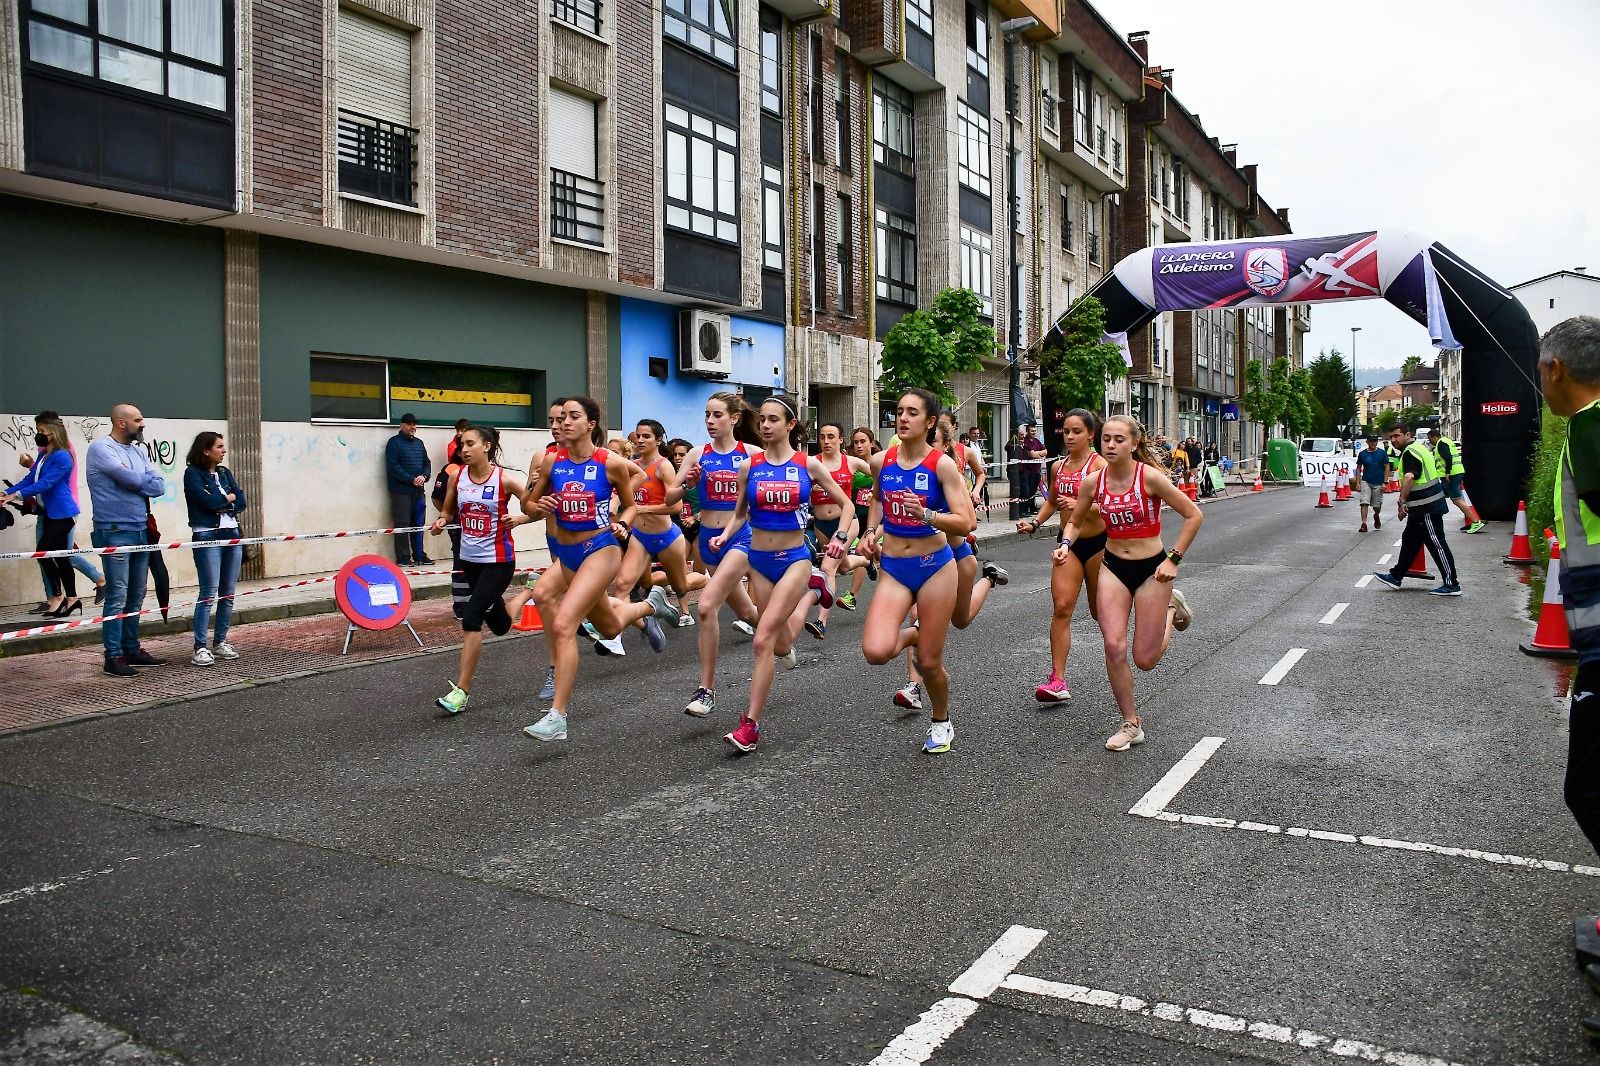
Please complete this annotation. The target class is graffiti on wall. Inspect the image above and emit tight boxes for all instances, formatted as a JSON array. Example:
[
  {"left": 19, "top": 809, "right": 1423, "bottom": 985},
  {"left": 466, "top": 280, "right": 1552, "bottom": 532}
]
[{"left": 0, "top": 414, "right": 181, "bottom": 502}]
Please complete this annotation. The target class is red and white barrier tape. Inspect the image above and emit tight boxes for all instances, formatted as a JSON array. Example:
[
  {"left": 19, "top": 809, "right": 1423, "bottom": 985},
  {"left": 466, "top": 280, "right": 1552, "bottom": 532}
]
[{"left": 0, "top": 523, "right": 466, "bottom": 563}]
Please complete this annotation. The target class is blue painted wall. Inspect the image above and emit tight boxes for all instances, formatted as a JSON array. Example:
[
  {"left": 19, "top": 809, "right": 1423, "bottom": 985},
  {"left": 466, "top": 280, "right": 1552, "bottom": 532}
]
[{"left": 619, "top": 298, "right": 786, "bottom": 443}]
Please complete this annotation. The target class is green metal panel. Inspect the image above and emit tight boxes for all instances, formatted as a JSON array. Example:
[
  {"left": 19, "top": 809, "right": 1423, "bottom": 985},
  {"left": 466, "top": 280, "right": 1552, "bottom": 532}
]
[
  {"left": 0, "top": 195, "right": 225, "bottom": 419},
  {"left": 258, "top": 238, "right": 592, "bottom": 423}
]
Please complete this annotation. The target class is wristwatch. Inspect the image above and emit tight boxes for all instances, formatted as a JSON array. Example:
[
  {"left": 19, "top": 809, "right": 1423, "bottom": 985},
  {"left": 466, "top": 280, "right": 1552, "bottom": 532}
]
[{"left": 1166, "top": 549, "right": 1184, "bottom": 565}]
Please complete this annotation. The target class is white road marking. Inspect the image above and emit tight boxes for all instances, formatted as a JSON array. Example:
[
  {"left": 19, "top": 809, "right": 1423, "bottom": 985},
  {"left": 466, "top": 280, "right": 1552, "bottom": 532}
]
[
  {"left": 1354, "top": 574, "right": 1374, "bottom": 588},
  {"left": 1258, "top": 648, "right": 1307, "bottom": 686},
  {"left": 1319, "top": 603, "right": 1350, "bottom": 625},
  {"left": 0, "top": 845, "right": 202, "bottom": 908},
  {"left": 1394, "top": 538, "right": 1404, "bottom": 547},
  {"left": 1128, "top": 737, "right": 1227, "bottom": 817},
  {"left": 1378, "top": 554, "right": 1393, "bottom": 566},
  {"left": 867, "top": 926, "right": 1047, "bottom": 1066},
  {"left": 999, "top": 973, "right": 1464, "bottom": 1066}
]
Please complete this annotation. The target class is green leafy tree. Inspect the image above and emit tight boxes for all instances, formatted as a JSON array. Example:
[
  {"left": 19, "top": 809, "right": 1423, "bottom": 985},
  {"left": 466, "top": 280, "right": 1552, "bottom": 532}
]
[
  {"left": 879, "top": 287, "right": 996, "bottom": 407},
  {"left": 1035, "top": 295, "right": 1128, "bottom": 413},
  {"left": 1241, "top": 358, "right": 1285, "bottom": 441},
  {"left": 1308, "top": 349, "right": 1356, "bottom": 436},
  {"left": 1373, "top": 406, "right": 1400, "bottom": 434},
  {"left": 1401, "top": 355, "right": 1425, "bottom": 380},
  {"left": 1281, "top": 367, "right": 1317, "bottom": 440}
]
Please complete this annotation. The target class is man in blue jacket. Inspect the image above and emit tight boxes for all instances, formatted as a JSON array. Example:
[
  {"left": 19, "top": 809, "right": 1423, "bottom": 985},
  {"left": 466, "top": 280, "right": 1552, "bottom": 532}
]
[
  {"left": 86, "top": 404, "right": 168, "bottom": 677},
  {"left": 385, "top": 413, "right": 432, "bottom": 566}
]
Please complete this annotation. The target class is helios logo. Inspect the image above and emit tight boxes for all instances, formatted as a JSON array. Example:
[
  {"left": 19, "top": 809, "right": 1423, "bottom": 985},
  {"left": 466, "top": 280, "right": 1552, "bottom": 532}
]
[{"left": 1480, "top": 401, "right": 1520, "bottom": 416}]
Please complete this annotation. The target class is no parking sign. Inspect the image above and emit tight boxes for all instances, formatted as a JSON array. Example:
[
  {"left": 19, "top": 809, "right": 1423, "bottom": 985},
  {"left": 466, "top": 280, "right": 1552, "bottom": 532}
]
[{"left": 333, "top": 554, "right": 424, "bottom": 654}]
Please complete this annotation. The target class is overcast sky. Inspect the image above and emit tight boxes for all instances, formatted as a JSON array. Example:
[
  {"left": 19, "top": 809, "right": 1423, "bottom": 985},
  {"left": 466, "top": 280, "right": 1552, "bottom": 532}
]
[{"left": 1095, "top": 0, "right": 1600, "bottom": 377}]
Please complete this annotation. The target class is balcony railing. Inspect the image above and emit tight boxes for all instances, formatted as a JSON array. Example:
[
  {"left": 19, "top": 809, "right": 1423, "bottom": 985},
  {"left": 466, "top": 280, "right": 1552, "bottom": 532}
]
[
  {"left": 550, "top": 168, "right": 605, "bottom": 246},
  {"left": 551, "top": 0, "right": 602, "bottom": 35},
  {"left": 338, "top": 109, "right": 417, "bottom": 207}
]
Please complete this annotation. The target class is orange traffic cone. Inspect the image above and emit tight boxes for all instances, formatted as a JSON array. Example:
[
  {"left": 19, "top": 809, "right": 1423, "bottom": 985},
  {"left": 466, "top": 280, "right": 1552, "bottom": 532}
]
[
  {"left": 1504, "top": 500, "right": 1535, "bottom": 565},
  {"left": 1314, "top": 478, "right": 1332, "bottom": 508},
  {"left": 1335, "top": 477, "right": 1352, "bottom": 502},
  {"left": 513, "top": 600, "right": 544, "bottom": 633},
  {"left": 1183, "top": 480, "right": 1199, "bottom": 502},
  {"left": 1384, "top": 476, "right": 1399, "bottom": 494},
  {"left": 1402, "top": 541, "right": 1434, "bottom": 580},
  {"left": 1251, "top": 476, "right": 1264, "bottom": 492},
  {"left": 1522, "top": 538, "right": 1577, "bottom": 658}
]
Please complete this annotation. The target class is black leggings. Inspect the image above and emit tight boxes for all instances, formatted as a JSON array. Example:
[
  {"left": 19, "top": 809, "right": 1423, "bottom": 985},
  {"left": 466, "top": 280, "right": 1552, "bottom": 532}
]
[
  {"left": 460, "top": 560, "right": 514, "bottom": 634},
  {"left": 39, "top": 517, "right": 77, "bottom": 599},
  {"left": 1101, "top": 549, "right": 1164, "bottom": 592},
  {"left": 1567, "top": 661, "right": 1600, "bottom": 855}
]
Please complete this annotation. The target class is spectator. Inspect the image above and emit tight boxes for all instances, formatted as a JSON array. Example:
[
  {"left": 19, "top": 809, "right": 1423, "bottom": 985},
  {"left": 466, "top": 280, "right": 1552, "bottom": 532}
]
[
  {"left": 1203, "top": 441, "right": 1220, "bottom": 464},
  {"left": 183, "top": 431, "right": 247, "bottom": 666},
  {"left": 965, "top": 428, "right": 990, "bottom": 510},
  {"left": 385, "top": 413, "right": 432, "bottom": 566},
  {"left": 1185, "top": 438, "right": 1202, "bottom": 472},
  {"left": 86, "top": 404, "right": 168, "bottom": 677},
  {"left": 444, "top": 417, "right": 471, "bottom": 466},
  {"left": 1353, "top": 432, "right": 1388, "bottom": 532},
  {"left": 18, "top": 411, "right": 105, "bottom": 611},
  {"left": 2, "top": 418, "right": 83, "bottom": 618}
]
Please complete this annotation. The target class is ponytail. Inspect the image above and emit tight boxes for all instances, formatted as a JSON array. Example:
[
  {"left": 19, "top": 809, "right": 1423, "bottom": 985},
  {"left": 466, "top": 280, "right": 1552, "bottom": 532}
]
[
  {"left": 710, "top": 390, "right": 761, "bottom": 446},
  {"left": 1103, "top": 414, "right": 1167, "bottom": 472}
]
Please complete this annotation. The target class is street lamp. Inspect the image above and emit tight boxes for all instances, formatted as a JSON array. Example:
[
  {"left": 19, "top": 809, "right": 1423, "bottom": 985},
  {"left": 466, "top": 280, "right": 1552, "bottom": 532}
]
[{"left": 1349, "top": 326, "right": 1362, "bottom": 436}]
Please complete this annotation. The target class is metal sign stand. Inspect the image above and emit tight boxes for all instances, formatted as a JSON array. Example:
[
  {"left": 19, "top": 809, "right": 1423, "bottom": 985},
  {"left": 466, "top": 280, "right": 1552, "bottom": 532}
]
[{"left": 342, "top": 618, "right": 424, "bottom": 656}]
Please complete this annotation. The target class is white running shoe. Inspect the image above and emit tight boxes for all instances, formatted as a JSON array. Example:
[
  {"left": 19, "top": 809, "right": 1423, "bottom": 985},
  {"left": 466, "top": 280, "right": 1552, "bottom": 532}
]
[
  {"left": 731, "top": 619, "right": 756, "bottom": 638},
  {"left": 923, "top": 719, "right": 954, "bottom": 754},
  {"left": 1106, "top": 718, "right": 1145, "bottom": 752},
  {"left": 594, "top": 634, "right": 627, "bottom": 656},
  {"left": 524, "top": 710, "right": 568, "bottom": 743},
  {"left": 894, "top": 683, "right": 923, "bottom": 710},
  {"left": 777, "top": 647, "right": 798, "bottom": 670},
  {"left": 677, "top": 611, "right": 698, "bottom": 628},
  {"left": 191, "top": 646, "right": 215, "bottom": 667},
  {"left": 684, "top": 687, "right": 715, "bottom": 718},
  {"left": 213, "top": 640, "right": 239, "bottom": 660},
  {"left": 1170, "top": 589, "right": 1193, "bottom": 632}
]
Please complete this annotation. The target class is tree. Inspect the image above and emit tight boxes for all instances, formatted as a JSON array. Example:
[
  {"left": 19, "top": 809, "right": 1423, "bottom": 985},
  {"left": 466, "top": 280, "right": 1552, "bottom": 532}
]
[
  {"left": 1035, "top": 295, "right": 1128, "bottom": 414},
  {"left": 1401, "top": 355, "right": 1425, "bottom": 380},
  {"left": 879, "top": 287, "right": 996, "bottom": 408},
  {"left": 1241, "top": 358, "right": 1285, "bottom": 442},
  {"left": 1281, "top": 367, "right": 1317, "bottom": 440},
  {"left": 1308, "top": 349, "right": 1356, "bottom": 436}
]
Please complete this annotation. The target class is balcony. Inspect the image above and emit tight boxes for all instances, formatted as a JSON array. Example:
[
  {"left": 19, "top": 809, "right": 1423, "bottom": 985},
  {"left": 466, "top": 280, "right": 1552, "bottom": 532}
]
[
  {"left": 550, "top": 168, "right": 605, "bottom": 246},
  {"left": 1040, "top": 108, "right": 1123, "bottom": 193},
  {"left": 990, "top": 0, "right": 1058, "bottom": 39},
  {"left": 1159, "top": 200, "right": 1191, "bottom": 242},
  {"left": 338, "top": 109, "right": 417, "bottom": 207}
]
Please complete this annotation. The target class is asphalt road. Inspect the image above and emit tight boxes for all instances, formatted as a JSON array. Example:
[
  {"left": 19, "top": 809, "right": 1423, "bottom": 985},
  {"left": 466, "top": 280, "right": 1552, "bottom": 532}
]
[{"left": 1, "top": 491, "right": 1592, "bottom": 1065}]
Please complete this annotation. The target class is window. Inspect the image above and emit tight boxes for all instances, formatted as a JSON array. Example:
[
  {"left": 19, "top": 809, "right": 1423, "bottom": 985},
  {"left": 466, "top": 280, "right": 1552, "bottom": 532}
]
[
  {"left": 809, "top": 36, "right": 824, "bottom": 159},
  {"left": 960, "top": 224, "right": 993, "bottom": 317},
  {"left": 956, "top": 100, "right": 990, "bottom": 196},
  {"left": 551, "top": 0, "right": 600, "bottom": 36},
  {"left": 311, "top": 355, "right": 388, "bottom": 422},
  {"left": 836, "top": 193, "right": 853, "bottom": 312},
  {"left": 835, "top": 51, "right": 851, "bottom": 171},
  {"left": 876, "top": 209, "right": 917, "bottom": 305},
  {"left": 906, "top": 0, "right": 932, "bottom": 35},
  {"left": 24, "top": 0, "right": 229, "bottom": 110},
  {"left": 311, "top": 355, "right": 541, "bottom": 425},
  {"left": 1073, "top": 67, "right": 1091, "bottom": 146},
  {"left": 1109, "top": 103, "right": 1122, "bottom": 169},
  {"left": 338, "top": 10, "right": 416, "bottom": 206},
  {"left": 1147, "top": 142, "right": 1157, "bottom": 199},
  {"left": 873, "top": 79, "right": 914, "bottom": 174},
  {"left": 965, "top": 3, "right": 988, "bottom": 77},
  {"left": 1059, "top": 183, "right": 1072, "bottom": 253},
  {"left": 1040, "top": 53, "right": 1056, "bottom": 132},
  {"left": 664, "top": 102, "right": 738, "bottom": 243},
  {"left": 1083, "top": 197, "right": 1100, "bottom": 265},
  {"left": 1092, "top": 91, "right": 1105, "bottom": 155},
  {"left": 812, "top": 183, "right": 826, "bottom": 310},
  {"left": 762, "top": 164, "right": 783, "bottom": 271},
  {"left": 1197, "top": 313, "right": 1209, "bottom": 369},
  {"left": 760, "top": 15, "right": 781, "bottom": 113},
  {"left": 665, "top": 0, "right": 734, "bottom": 65},
  {"left": 549, "top": 87, "right": 603, "bottom": 245}
]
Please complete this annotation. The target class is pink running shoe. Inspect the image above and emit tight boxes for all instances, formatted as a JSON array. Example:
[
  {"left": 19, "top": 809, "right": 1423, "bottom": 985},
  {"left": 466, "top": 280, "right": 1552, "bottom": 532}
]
[
  {"left": 723, "top": 716, "right": 760, "bottom": 753},
  {"left": 1034, "top": 674, "right": 1071, "bottom": 703}
]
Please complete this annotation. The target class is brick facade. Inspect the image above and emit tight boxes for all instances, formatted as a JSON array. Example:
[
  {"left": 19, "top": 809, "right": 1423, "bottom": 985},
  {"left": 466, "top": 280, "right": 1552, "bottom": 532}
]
[{"left": 251, "top": 0, "right": 324, "bottom": 224}]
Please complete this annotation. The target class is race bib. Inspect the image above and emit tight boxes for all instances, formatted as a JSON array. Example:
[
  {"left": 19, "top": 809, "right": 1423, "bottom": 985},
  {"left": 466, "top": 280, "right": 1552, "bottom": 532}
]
[
  {"left": 706, "top": 469, "right": 740, "bottom": 503},
  {"left": 757, "top": 479, "right": 803, "bottom": 512},
  {"left": 854, "top": 485, "right": 873, "bottom": 508},
  {"left": 555, "top": 484, "right": 598, "bottom": 523},
  {"left": 459, "top": 502, "right": 491, "bottom": 538},
  {"left": 884, "top": 488, "right": 927, "bottom": 526}
]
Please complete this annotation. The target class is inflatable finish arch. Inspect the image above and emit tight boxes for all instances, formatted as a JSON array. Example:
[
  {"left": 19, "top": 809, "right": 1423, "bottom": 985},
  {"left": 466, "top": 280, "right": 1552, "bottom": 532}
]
[{"left": 1045, "top": 230, "right": 1540, "bottom": 521}]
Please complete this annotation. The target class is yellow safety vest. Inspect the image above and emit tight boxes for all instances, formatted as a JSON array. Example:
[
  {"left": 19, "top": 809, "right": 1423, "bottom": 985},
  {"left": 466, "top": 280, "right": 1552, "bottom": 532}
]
[
  {"left": 1402, "top": 440, "right": 1443, "bottom": 507},
  {"left": 1435, "top": 435, "right": 1464, "bottom": 477}
]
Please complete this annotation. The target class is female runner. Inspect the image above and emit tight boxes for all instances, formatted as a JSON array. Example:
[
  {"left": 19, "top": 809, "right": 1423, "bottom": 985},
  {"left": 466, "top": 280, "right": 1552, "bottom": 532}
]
[
  {"left": 841, "top": 427, "right": 880, "bottom": 611},
  {"left": 1057, "top": 415, "right": 1199, "bottom": 751},
  {"left": 520, "top": 396, "right": 668, "bottom": 743},
  {"left": 1016, "top": 408, "right": 1107, "bottom": 703},
  {"left": 431, "top": 426, "right": 531, "bottom": 715},
  {"left": 797, "top": 422, "right": 871, "bottom": 639},
  {"left": 714, "top": 396, "right": 852, "bottom": 753},
  {"left": 678, "top": 393, "right": 762, "bottom": 719},
  {"left": 612, "top": 418, "right": 703, "bottom": 614},
  {"left": 508, "top": 401, "right": 567, "bottom": 700},
  {"left": 859, "top": 389, "right": 976, "bottom": 754}
]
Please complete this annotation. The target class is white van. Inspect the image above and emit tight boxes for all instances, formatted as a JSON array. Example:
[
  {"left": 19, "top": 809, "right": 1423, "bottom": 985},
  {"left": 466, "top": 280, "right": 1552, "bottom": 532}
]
[{"left": 1299, "top": 437, "right": 1350, "bottom": 458}]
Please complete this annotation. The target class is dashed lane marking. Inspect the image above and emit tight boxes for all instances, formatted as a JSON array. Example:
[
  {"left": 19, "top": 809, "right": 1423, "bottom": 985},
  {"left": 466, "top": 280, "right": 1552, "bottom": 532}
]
[
  {"left": 1394, "top": 538, "right": 1404, "bottom": 547},
  {"left": 1128, "top": 737, "right": 1227, "bottom": 818},
  {"left": 0, "top": 845, "right": 203, "bottom": 908},
  {"left": 1319, "top": 603, "right": 1350, "bottom": 625},
  {"left": 1378, "top": 554, "right": 1393, "bottom": 566},
  {"left": 1355, "top": 574, "right": 1375, "bottom": 588},
  {"left": 1259, "top": 648, "right": 1307, "bottom": 686}
]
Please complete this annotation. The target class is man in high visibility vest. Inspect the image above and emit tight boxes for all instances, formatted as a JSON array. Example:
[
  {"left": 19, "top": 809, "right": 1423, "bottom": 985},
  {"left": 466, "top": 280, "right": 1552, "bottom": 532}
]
[
  {"left": 1428, "top": 428, "right": 1484, "bottom": 534},
  {"left": 1372, "top": 422, "right": 1460, "bottom": 594}
]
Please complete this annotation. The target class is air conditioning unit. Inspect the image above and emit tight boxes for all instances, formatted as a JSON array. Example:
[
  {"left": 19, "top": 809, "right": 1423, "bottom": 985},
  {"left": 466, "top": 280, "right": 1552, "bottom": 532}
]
[{"left": 679, "top": 309, "right": 731, "bottom": 378}]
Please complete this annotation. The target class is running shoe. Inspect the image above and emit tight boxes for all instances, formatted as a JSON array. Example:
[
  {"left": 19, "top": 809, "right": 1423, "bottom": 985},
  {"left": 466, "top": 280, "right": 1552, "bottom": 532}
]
[
  {"left": 648, "top": 585, "right": 679, "bottom": 622},
  {"left": 982, "top": 562, "right": 1009, "bottom": 587},
  {"left": 642, "top": 614, "right": 667, "bottom": 653},
  {"left": 191, "top": 646, "right": 215, "bottom": 667},
  {"left": 581, "top": 621, "right": 603, "bottom": 642},
  {"left": 538, "top": 666, "right": 555, "bottom": 701},
  {"left": 213, "top": 640, "right": 240, "bottom": 661},
  {"left": 1035, "top": 674, "right": 1071, "bottom": 702},
  {"left": 1428, "top": 583, "right": 1464, "bottom": 597},
  {"left": 731, "top": 619, "right": 756, "bottom": 637},
  {"left": 808, "top": 567, "right": 834, "bottom": 609},
  {"left": 676, "top": 610, "right": 697, "bottom": 628},
  {"left": 523, "top": 710, "right": 568, "bottom": 742},
  {"left": 805, "top": 619, "right": 827, "bottom": 640},
  {"left": 777, "top": 647, "right": 798, "bottom": 670},
  {"left": 723, "top": 715, "right": 760, "bottom": 753},
  {"left": 1106, "top": 718, "right": 1145, "bottom": 752},
  {"left": 1358, "top": 523, "right": 1368, "bottom": 533},
  {"left": 436, "top": 682, "right": 469, "bottom": 716},
  {"left": 894, "top": 683, "right": 924, "bottom": 711},
  {"left": 837, "top": 592, "right": 857, "bottom": 611},
  {"left": 866, "top": 560, "right": 878, "bottom": 581},
  {"left": 1465, "top": 521, "right": 1485, "bottom": 535},
  {"left": 1170, "top": 589, "right": 1193, "bottom": 632},
  {"left": 594, "top": 633, "right": 626, "bottom": 656},
  {"left": 1372, "top": 572, "right": 1403, "bottom": 591},
  {"left": 923, "top": 719, "right": 954, "bottom": 754},
  {"left": 684, "top": 687, "right": 715, "bottom": 718}
]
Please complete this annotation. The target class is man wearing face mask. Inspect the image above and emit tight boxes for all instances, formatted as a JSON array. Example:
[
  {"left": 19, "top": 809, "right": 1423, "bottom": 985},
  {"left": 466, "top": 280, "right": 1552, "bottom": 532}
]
[{"left": 86, "top": 404, "right": 169, "bottom": 677}]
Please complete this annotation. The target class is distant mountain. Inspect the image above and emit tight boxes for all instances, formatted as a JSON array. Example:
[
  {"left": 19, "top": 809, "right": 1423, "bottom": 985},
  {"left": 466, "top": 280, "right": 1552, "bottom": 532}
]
[{"left": 1355, "top": 367, "right": 1402, "bottom": 388}]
